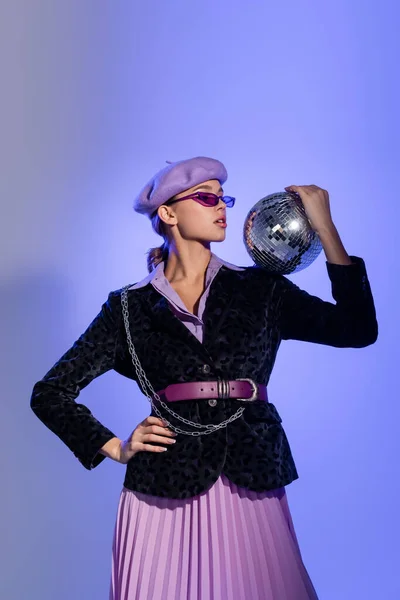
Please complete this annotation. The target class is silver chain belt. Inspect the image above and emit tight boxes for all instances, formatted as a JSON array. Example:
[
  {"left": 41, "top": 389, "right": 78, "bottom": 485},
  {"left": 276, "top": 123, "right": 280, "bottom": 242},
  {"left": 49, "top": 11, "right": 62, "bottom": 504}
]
[{"left": 121, "top": 285, "right": 247, "bottom": 436}]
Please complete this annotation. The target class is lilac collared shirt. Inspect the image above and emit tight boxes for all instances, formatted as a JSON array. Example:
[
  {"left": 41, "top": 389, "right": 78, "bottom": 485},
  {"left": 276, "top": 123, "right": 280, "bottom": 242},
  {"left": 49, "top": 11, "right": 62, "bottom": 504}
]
[{"left": 129, "top": 252, "right": 245, "bottom": 343}]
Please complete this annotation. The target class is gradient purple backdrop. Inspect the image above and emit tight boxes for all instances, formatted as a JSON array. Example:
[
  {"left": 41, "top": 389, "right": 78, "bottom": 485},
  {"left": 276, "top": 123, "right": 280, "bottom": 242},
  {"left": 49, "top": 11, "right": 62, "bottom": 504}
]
[{"left": 1, "top": 1, "right": 398, "bottom": 598}]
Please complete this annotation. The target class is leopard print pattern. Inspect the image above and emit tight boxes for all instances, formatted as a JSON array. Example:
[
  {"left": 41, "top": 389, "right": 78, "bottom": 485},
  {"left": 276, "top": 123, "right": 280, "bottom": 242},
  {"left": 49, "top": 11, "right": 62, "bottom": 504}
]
[{"left": 31, "top": 256, "right": 377, "bottom": 499}]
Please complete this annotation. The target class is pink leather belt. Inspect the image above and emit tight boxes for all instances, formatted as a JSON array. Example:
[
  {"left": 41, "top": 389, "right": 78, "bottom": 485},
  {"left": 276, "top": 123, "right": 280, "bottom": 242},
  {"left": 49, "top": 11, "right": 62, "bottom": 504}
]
[{"left": 156, "top": 378, "right": 268, "bottom": 403}]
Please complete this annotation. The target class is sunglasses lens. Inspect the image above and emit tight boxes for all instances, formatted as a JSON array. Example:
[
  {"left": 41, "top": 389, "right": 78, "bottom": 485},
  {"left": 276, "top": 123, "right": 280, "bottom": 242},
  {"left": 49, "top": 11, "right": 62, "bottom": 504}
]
[
  {"left": 223, "top": 196, "right": 235, "bottom": 207},
  {"left": 197, "top": 193, "right": 218, "bottom": 206},
  {"left": 195, "top": 193, "right": 235, "bottom": 207}
]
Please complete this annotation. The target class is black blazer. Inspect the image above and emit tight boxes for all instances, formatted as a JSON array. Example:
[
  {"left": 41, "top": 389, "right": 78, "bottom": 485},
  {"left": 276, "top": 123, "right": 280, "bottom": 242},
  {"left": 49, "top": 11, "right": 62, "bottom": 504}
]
[{"left": 30, "top": 256, "right": 378, "bottom": 499}]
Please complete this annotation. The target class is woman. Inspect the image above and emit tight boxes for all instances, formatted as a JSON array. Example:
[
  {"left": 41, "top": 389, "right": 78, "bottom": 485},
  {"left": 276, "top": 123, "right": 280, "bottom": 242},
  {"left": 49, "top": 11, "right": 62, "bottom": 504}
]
[{"left": 30, "top": 156, "right": 378, "bottom": 599}]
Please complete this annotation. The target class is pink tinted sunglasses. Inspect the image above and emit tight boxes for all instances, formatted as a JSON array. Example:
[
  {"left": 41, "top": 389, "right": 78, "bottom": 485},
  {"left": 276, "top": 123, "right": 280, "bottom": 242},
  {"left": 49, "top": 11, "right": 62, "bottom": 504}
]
[{"left": 166, "top": 191, "right": 236, "bottom": 209}]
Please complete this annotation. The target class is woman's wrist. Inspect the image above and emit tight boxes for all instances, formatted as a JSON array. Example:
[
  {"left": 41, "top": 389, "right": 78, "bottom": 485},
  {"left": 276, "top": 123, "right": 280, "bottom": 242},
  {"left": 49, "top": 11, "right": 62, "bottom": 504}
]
[{"left": 98, "top": 436, "right": 123, "bottom": 462}]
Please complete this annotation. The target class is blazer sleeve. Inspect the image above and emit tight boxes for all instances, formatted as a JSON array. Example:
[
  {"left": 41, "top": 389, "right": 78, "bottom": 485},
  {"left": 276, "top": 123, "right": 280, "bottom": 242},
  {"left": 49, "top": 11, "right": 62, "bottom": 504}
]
[
  {"left": 30, "top": 290, "right": 121, "bottom": 470},
  {"left": 274, "top": 255, "right": 378, "bottom": 347}
]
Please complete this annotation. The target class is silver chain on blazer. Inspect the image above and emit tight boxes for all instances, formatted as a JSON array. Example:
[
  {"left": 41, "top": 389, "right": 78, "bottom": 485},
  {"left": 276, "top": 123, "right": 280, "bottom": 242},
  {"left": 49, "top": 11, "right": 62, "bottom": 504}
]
[{"left": 121, "top": 285, "right": 246, "bottom": 436}]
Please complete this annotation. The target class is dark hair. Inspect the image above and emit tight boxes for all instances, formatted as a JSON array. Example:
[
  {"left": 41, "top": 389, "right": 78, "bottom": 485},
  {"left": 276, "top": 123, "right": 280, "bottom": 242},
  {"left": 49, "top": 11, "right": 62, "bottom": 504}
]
[{"left": 145, "top": 206, "right": 171, "bottom": 273}]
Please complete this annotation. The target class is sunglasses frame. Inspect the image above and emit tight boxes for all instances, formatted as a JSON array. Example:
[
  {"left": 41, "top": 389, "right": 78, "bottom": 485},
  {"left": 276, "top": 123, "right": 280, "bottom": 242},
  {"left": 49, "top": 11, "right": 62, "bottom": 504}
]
[{"left": 165, "top": 191, "right": 236, "bottom": 209}]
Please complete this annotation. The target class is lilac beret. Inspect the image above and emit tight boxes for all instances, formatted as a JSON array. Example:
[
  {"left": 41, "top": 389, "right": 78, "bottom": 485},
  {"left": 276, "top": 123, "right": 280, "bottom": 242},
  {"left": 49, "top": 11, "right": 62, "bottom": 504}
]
[{"left": 133, "top": 156, "right": 228, "bottom": 218}]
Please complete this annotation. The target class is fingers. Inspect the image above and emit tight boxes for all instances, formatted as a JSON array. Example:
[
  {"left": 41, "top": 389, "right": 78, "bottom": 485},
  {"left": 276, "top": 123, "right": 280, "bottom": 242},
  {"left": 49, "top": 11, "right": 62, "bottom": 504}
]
[
  {"left": 145, "top": 431, "right": 177, "bottom": 444},
  {"left": 285, "top": 185, "right": 326, "bottom": 193},
  {"left": 285, "top": 185, "right": 303, "bottom": 195},
  {"left": 143, "top": 445, "right": 169, "bottom": 452},
  {"left": 144, "top": 417, "right": 175, "bottom": 435},
  {"left": 143, "top": 416, "right": 166, "bottom": 427},
  {"left": 134, "top": 416, "right": 177, "bottom": 453},
  {"left": 145, "top": 423, "right": 176, "bottom": 436}
]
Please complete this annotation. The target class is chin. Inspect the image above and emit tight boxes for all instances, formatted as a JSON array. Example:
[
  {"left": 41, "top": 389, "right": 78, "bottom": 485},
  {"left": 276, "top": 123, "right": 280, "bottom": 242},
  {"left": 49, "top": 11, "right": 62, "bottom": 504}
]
[
  {"left": 210, "top": 233, "right": 226, "bottom": 242},
  {"left": 197, "top": 228, "right": 226, "bottom": 243}
]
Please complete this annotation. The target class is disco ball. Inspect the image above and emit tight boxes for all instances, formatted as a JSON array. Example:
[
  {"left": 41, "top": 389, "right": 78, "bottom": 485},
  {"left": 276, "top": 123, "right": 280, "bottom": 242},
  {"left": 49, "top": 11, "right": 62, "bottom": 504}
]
[{"left": 243, "top": 191, "right": 323, "bottom": 274}]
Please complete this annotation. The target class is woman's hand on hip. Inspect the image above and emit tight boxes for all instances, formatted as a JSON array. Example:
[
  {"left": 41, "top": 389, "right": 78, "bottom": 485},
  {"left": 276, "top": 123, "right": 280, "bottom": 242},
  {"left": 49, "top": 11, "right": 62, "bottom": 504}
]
[{"left": 118, "top": 416, "right": 178, "bottom": 464}]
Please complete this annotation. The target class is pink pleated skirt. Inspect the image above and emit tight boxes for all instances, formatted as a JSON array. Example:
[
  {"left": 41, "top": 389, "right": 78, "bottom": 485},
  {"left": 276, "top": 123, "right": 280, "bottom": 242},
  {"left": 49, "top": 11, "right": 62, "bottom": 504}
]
[{"left": 109, "top": 473, "right": 319, "bottom": 600}]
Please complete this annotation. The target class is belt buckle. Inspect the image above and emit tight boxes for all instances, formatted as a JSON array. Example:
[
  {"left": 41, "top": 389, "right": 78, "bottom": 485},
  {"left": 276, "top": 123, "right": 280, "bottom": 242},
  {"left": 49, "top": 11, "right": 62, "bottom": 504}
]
[{"left": 236, "top": 378, "right": 258, "bottom": 402}]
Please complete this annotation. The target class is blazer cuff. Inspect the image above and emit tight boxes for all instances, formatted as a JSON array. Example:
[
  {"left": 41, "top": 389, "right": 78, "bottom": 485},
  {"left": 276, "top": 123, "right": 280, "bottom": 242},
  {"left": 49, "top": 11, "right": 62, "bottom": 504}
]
[
  {"left": 77, "top": 429, "right": 118, "bottom": 470},
  {"left": 326, "top": 255, "right": 368, "bottom": 288}
]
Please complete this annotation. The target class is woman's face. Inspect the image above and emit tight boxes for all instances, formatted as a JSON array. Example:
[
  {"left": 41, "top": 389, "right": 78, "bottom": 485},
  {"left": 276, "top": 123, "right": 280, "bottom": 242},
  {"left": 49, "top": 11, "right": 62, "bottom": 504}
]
[{"left": 157, "top": 179, "right": 228, "bottom": 243}]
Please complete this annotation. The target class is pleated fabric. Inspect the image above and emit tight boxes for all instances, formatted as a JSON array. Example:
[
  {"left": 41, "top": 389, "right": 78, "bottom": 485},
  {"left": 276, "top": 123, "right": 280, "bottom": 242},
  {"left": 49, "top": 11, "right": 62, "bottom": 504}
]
[{"left": 109, "top": 473, "right": 319, "bottom": 600}]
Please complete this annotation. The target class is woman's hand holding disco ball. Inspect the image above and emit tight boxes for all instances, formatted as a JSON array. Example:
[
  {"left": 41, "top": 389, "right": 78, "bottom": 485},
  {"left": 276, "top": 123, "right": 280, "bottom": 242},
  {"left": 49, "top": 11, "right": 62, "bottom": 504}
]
[
  {"left": 242, "top": 185, "right": 331, "bottom": 274},
  {"left": 243, "top": 183, "right": 352, "bottom": 274},
  {"left": 283, "top": 184, "right": 334, "bottom": 234}
]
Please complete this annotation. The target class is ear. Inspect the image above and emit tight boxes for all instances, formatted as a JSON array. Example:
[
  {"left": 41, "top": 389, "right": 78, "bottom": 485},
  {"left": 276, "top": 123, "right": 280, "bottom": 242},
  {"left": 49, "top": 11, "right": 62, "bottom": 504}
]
[{"left": 157, "top": 204, "right": 177, "bottom": 226}]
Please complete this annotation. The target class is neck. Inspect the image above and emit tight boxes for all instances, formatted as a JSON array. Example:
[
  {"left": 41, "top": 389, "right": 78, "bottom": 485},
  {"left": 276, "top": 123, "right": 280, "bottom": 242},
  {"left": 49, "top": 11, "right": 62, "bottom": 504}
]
[{"left": 164, "top": 242, "right": 212, "bottom": 285}]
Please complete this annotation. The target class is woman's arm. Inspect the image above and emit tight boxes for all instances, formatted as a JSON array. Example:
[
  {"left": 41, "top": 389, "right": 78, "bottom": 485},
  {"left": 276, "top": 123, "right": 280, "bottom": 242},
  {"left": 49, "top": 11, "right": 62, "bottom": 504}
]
[
  {"left": 275, "top": 253, "right": 378, "bottom": 347},
  {"left": 98, "top": 436, "right": 124, "bottom": 462},
  {"left": 275, "top": 185, "right": 378, "bottom": 347},
  {"left": 314, "top": 222, "right": 353, "bottom": 266},
  {"left": 30, "top": 291, "right": 121, "bottom": 470}
]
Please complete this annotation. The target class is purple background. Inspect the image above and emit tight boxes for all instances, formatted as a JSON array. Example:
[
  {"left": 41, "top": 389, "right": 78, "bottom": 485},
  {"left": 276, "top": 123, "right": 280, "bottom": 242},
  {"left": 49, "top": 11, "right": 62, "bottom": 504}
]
[{"left": 1, "top": 1, "right": 398, "bottom": 598}]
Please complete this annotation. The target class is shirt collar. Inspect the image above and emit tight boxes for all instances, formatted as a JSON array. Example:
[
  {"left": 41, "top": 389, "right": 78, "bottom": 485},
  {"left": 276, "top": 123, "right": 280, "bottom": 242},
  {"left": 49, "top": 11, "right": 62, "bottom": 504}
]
[{"left": 128, "top": 251, "right": 245, "bottom": 290}]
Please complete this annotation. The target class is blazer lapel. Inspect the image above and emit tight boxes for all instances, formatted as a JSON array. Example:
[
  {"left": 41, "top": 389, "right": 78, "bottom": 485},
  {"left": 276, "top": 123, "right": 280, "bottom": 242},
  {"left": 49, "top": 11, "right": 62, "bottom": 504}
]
[
  {"left": 140, "top": 267, "right": 236, "bottom": 362},
  {"left": 143, "top": 290, "right": 214, "bottom": 362},
  {"left": 202, "top": 267, "right": 237, "bottom": 348}
]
